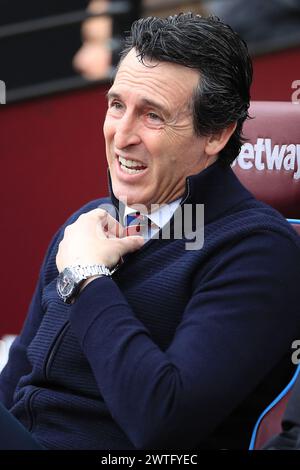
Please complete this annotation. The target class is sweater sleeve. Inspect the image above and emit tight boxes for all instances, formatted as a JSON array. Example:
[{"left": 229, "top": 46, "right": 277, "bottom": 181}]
[
  {"left": 69, "top": 230, "right": 300, "bottom": 449},
  {"left": 0, "top": 199, "right": 103, "bottom": 408},
  {"left": 0, "top": 281, "right": 43, "bottom": 408},
  {"left": 0, "top": 229, "right": 62, "bottom": 408}
]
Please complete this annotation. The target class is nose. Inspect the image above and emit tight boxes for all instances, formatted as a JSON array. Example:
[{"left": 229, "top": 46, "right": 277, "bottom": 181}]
[{"left": 114, "top": 114, "right": 141, "bottom": 149}]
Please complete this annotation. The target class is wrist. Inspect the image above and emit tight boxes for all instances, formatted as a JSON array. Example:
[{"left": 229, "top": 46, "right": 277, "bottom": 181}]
[{"left": 56, "top": 264, "right": 112, "bottom": 304}]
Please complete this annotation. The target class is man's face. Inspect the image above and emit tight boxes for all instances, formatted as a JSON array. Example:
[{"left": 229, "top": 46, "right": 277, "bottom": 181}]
[{"left": 103, "top": 48, "right": 211, "bottom": 209}]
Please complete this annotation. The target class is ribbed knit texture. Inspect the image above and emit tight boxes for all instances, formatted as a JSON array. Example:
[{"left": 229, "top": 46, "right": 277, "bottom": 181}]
[{"left": 1, "top": 161, "right": 300, "bottom": 449}]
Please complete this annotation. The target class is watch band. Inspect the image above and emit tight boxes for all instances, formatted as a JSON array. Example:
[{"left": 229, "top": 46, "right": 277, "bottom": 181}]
[{"left": 70, "top": 264, "right": 112, "bottom": 281}]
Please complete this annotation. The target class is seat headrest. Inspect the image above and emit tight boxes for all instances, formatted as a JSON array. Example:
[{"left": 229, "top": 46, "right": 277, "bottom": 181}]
[{"left": 232, "top": 101, "right": 300, "bottom": 218}]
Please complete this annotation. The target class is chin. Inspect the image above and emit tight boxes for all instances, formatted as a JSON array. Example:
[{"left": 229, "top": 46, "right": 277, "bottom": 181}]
[{"left": 113, "top": 188, "right": 141, "bottom": 207}]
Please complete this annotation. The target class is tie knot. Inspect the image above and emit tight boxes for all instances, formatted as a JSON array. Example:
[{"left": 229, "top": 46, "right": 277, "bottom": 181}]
[{"left": 125, "top": 212, "right": 151, "bottom": 237}]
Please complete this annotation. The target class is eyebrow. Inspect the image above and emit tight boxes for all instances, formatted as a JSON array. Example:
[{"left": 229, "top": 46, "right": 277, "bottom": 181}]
[{"left": 106, "top": 91, "right": 170, "bottom": 116}]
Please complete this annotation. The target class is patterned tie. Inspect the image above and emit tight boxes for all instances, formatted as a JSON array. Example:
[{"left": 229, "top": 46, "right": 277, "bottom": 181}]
[{"left": 125, "top": 212, "right": 153, "bottom": 238}]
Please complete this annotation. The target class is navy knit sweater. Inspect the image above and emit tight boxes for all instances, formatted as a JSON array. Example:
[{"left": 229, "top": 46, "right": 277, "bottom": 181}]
[{"left": 1, "top": 160, "right": 300, "bottom": 450}]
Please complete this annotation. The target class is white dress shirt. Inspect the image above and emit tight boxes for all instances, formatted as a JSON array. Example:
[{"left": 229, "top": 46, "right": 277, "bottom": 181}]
[{"left": 123, "top": 198, "right": 181, "bottom": 239}]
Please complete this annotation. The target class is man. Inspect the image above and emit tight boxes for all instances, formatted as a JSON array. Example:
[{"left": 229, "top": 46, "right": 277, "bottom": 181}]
[
  {"left": 263, "top": 370, "right": 300, "bottom": 450},
  {"left": 73, "top": 0, "right": 113, "bottom": 80},
  {"left": 1, "top": 13, "right": 300, "bottom": 450},
  {"left": 73, "top": 0, "right": 202, "bottom": 80}
]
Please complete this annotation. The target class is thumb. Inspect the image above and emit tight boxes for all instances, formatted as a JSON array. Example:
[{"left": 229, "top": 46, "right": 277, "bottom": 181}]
[{"left": 118, "top": 235, "right": 145, "bottom": 256}]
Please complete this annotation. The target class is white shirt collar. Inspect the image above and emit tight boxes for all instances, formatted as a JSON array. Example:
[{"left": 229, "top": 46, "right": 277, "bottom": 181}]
[{"left": 123, "top": 198, "right": 181, "bottom": 232}]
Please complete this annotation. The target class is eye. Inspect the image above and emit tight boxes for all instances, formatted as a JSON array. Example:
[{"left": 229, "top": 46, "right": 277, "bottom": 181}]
[
  {"left": 110, "top": 101, "right": 123, "bottom": 110},
  {"left": 147, "top": 112, "right": 162, "bottom": 122}
]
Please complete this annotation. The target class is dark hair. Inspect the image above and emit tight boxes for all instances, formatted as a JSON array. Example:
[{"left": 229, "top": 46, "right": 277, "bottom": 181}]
[{"left": 119, "top": 13, "right": 253, "bottom": 165}]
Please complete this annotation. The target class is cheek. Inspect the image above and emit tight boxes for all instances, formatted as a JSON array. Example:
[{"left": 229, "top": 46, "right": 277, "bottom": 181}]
[{"left": 146, "top": 130, "right": 172, "bottom": 160}]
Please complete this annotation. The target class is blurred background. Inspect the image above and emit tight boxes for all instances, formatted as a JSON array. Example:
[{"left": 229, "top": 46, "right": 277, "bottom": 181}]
[{"left": 0, "top": 0, "right": 300, "bottom": 345}]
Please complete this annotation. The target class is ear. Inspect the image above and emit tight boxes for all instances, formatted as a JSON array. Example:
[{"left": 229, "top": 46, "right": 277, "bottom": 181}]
[{"left": 204, "top": 122, "right": 237, "bottom": 156}]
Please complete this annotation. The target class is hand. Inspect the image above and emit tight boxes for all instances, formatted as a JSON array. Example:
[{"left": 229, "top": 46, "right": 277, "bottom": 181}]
[{"left": 56, "top": 208, "right": 144, "bottom": 273}]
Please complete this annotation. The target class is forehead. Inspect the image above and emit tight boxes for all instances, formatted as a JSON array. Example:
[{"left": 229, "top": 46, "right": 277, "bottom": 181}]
[{"left": 110, "top": 48, "right": 199, "bottom": 109}]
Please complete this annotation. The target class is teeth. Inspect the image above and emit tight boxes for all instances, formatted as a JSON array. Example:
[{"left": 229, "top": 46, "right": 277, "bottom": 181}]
[
  {"left": 120, "top": 166, "right": 144, "bottom": 174},
  {"left": 118, "top": 155, "right": 146, "bottom": 169}
]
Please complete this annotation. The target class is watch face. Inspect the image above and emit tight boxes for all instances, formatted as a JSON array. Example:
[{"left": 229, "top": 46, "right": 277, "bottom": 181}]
[{"left": 57, "top": 268, "right": 76, "bottom": 299}]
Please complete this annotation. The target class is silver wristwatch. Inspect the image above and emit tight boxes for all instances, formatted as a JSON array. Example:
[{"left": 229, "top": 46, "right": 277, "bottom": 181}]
[{"left": 56, "top": 264, "right": 111, "bottom": 304}]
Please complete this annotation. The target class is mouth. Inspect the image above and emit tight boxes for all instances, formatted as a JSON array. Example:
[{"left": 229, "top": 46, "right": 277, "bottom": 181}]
[{"left": 116, "top": 154, "right": 148, "bottom": 175}]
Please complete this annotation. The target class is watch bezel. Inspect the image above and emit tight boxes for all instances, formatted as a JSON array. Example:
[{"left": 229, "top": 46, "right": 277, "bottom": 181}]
[{"left": 57, "top": 267, "right": 79, "bottom": 303}]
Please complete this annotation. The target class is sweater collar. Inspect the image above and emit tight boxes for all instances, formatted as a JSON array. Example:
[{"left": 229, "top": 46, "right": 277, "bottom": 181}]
[
  {"left": 107, "top": 159, "right": 252, "bottom": 225},
  {"left": 179, "top": 159, "right": 253, "bottom": 224}
]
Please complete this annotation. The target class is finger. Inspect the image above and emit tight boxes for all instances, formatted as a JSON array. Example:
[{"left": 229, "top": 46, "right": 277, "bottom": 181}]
[
  {"left": 104, "top": 212, "right": 126, "bottom": 239},
  {"left": 88, "top": 208, "right": 109, "bottom": 220},
  {"left": 89, "top": 208, "right": 125, "bottom": 238}
]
